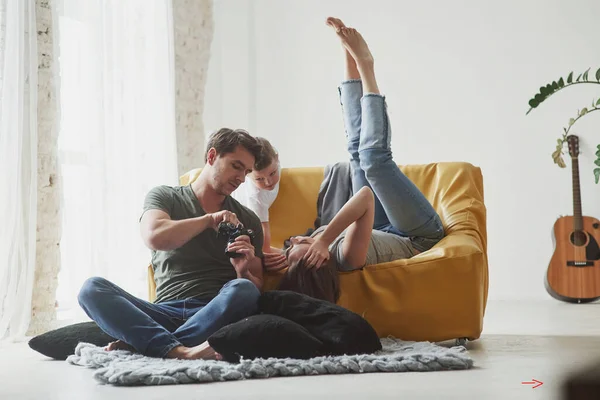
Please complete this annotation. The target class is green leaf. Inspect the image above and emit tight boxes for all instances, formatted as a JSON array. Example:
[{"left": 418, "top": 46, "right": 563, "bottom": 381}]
[
  {"left": 528, "top": 99, "right": 538, "bottom": 108},
  {"left": 576, "top": 74, "right": 582, "bottom": 82},
  {"left": 569, "top": 118, "right": 575, "bottom": 126},
  {"left": 552, "top": 81, "right": 559, "bottom": 90},
  {"left": 580, "top": 107, "right": 588, "bottom": 116},
  {"left": 596, "top": 98, "right": 600, "bottom": 107},
  {"left": 595, "top": 159, "right": 600, "bottom": 167},
  {"left": 567, "top": 71, "right": 574, "bottom": 83},
  {"left": 596, "top": 149, "right": 600, "bottom": 157},
  {"left": 557, "top": 139, "right": 563, "bottom": 145},
  {"left": 595, "top": 168, "right": 600, "bottom": 184},
  {"left": 539, "top": 86, "right": 548, "bottom": 96},
  {"left": 558, "top": 77, "right": 565, "bottom": 87},
  {"left": 596, "top": 67, "right": 600, "bottom": 82},
  {"left": 583, "top": 68, "right": 590, "bottom": 81}
]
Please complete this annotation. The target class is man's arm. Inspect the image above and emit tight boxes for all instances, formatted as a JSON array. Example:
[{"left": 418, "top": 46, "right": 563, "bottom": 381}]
[
  {"left": 228, "top": 213, "right": 265, "bottom": 290},
  {"left": 140, "top": 210, "right": 212, "bottom": 251},
  {"left": 238, "top": 255, "right": 263, "bottom": 290},
  {"left": 227, "top": 236, "right": 264, "bottom": 290},
  {"left": 140, "top": 209, "right": 241, "bottom": 251}
]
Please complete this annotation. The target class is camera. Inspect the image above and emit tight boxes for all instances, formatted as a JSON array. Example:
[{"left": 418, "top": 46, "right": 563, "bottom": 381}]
[{"left": 217, "top": 221, "right": 255, "bottom": 258}]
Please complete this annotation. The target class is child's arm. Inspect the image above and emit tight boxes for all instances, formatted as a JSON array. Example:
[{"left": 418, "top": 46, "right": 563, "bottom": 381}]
[
  {"left": 261, "top": 221, "right": 289, "bottom": 270},
  {"left": 261, "top": 221, "right": 284, "bottom": 253},
  {"left": 261, "top": 222, "right": 272, "bottom": 252}
]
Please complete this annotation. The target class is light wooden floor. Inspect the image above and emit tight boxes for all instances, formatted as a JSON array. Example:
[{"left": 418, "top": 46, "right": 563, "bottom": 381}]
[{"left": 2, "top": 299, "right": 600, "bottom": 400}]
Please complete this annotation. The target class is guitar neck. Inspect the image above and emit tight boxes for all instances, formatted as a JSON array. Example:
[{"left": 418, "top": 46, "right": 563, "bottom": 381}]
[{"left": 571, "top": 156, "right": 583, "bottom": 231}]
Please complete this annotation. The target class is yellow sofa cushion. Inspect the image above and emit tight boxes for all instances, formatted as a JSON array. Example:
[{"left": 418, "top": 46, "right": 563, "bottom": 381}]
[{"left": 149, "top": 162, "right": 488, "bottom": 342}]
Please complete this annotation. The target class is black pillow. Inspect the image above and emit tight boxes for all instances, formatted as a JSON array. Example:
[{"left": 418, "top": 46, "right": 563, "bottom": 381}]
[
  {"left": 207, "top": 314, "right": 323, "bottom": 363},
  {"left": 259, "top": 290, "right": 382, "bottom": 356},
  {"left": 28, "top": 321, "right": 115, "bottom": 360}
]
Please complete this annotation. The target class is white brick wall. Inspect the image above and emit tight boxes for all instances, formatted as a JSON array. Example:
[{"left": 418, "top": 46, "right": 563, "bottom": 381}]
[
  {"left": 173, "top": 0, "right": 214, "bottom": 176},
  {"left": 24, "top": 0, "right": 214, "bottom": 334},
  {"left": 28, "top": 0, "right": 60, "bottom": 335}
]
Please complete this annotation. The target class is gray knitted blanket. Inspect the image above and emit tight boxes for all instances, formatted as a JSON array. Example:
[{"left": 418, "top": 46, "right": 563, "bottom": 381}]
[{"left": 66, "top": 338, "right": 473, "bottom": 386}]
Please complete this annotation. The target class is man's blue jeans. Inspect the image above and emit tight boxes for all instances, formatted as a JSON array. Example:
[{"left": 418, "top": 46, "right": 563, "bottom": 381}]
[
  {"left": 78, "top": 277, "right": 260, "bottom": 358},
  {"left": 338, "top": 79, "right": 445, "bottom": 252}
]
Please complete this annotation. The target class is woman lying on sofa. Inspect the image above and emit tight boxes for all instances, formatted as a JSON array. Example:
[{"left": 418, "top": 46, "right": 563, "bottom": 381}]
[{"left": 278, "top": 18, "right": 445, "bottom": 303}]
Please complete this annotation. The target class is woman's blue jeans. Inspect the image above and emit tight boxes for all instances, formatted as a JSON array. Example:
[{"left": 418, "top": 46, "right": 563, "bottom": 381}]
[{"left": 338, "top": 79, "right": 444, "bottom": 252}]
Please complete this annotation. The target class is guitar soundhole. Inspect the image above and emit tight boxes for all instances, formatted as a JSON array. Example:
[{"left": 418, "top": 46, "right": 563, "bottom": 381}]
[{"left": 570, "top": 230, "right": 588, "bottom": 246}]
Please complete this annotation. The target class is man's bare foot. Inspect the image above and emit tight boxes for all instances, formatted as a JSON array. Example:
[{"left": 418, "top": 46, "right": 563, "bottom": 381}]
[
  {"left": 104, "top": 340, "right": 135, "bottom": 352},
  {"left": 166, "top": 342, "right": 223, "bottom": 361},
  {"left": 326, "top": 17, "right": 374, "bottom": 67}
]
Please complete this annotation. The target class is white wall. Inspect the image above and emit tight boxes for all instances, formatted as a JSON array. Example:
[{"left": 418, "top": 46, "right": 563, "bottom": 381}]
[{"left": 204, "top": 0, "right": 600, "bottom": 301}]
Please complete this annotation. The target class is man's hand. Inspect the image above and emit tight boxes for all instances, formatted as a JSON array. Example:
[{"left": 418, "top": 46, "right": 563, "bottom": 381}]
[
  {"left": 227, "top": 235, "right": 256, "bottom": 274},
  {"left": 264, "top": 251, "right": 289, "bottom": 272},
  {"left": 227, "top": 235, "right": 263, "bottom": 290},
  {"left": 208, "top": 210, "right": 241, "bottom": 231}
]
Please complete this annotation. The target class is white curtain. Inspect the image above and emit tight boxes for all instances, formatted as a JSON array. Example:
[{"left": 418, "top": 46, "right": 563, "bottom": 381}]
[
  {"left": 54, "top": 0, "right": 178, "bottom": 321},
  {"left": 0, "top": 0, "right": 38, "bottom": 340}
]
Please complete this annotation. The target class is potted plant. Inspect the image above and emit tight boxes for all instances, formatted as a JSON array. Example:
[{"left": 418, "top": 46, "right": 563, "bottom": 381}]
[{"left": 527, "top": 67, "right": 600, "bottom": 183}]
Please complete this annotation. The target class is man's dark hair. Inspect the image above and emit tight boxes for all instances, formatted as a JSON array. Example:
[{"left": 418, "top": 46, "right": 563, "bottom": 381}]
[
  {"left": 204, "top": 128, "right": 262, "bottom": 163},
  {"left": 254, "top": 137, "right": 279, "bottom": 171},
  {"left": 277, "top": 258, "right": 340, "bottom": 304}
]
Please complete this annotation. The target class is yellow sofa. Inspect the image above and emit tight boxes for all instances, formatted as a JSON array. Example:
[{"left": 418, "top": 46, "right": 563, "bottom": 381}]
[{"left": 148, "top": 162, "right": 488, "bottom": 343}]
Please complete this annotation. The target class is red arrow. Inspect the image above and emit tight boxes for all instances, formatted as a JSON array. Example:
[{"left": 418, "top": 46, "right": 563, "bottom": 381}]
[{"left": 521, "top": 379, "right": 543, "bottom": 389}]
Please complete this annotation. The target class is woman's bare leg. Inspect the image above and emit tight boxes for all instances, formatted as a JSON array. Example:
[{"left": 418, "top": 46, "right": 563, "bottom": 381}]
[
  {"left": 326, "top": 17, "right": 360, "bottom": 81},
  {"left": 327, "top": 19, "right": 379, "bottom": 94}
]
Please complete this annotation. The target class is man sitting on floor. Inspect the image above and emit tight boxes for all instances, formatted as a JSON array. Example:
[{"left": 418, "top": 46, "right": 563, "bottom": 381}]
[{"left": 77, "top": 128, "right": 265, "bottom": 360}]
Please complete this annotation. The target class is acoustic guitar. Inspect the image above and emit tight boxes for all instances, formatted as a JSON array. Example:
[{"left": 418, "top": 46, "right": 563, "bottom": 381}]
[{"left": 545, "top": 135, "right": 600, "bottom": 303}]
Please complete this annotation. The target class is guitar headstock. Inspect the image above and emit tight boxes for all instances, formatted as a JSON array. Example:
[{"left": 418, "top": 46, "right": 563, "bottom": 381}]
[{"left": 567, "top": 135, "right": 579, "bottom": 158}]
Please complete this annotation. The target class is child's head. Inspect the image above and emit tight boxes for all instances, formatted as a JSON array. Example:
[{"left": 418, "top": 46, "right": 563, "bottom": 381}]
[{"left": 251, "top": 137, "right": 280, "bottom": 191}]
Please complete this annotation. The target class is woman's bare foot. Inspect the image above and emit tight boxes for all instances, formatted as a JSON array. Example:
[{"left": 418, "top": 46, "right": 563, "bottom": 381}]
[
  {"left": 326, "top": 17, "right": 374, "bottom": 67},
  {"left": 326, "top": 16, "right": 346, "bottom": 33},
  {"left": 326, "top": 17, "right": 359, "bottom": 80},
  {"left": 326, "top": 17, "right": 380, "bottom": 94},
  {"left": 166, "top": 342, "right": 223, "bottom": 361},
  {"left": 104, "top": 340, "right": 135, "bottom": 352}
]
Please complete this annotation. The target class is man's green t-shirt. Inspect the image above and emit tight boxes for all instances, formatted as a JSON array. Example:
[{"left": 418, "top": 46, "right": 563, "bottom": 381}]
[{"left": 142, "top": 184, "right": 264, "bottom": 303}]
